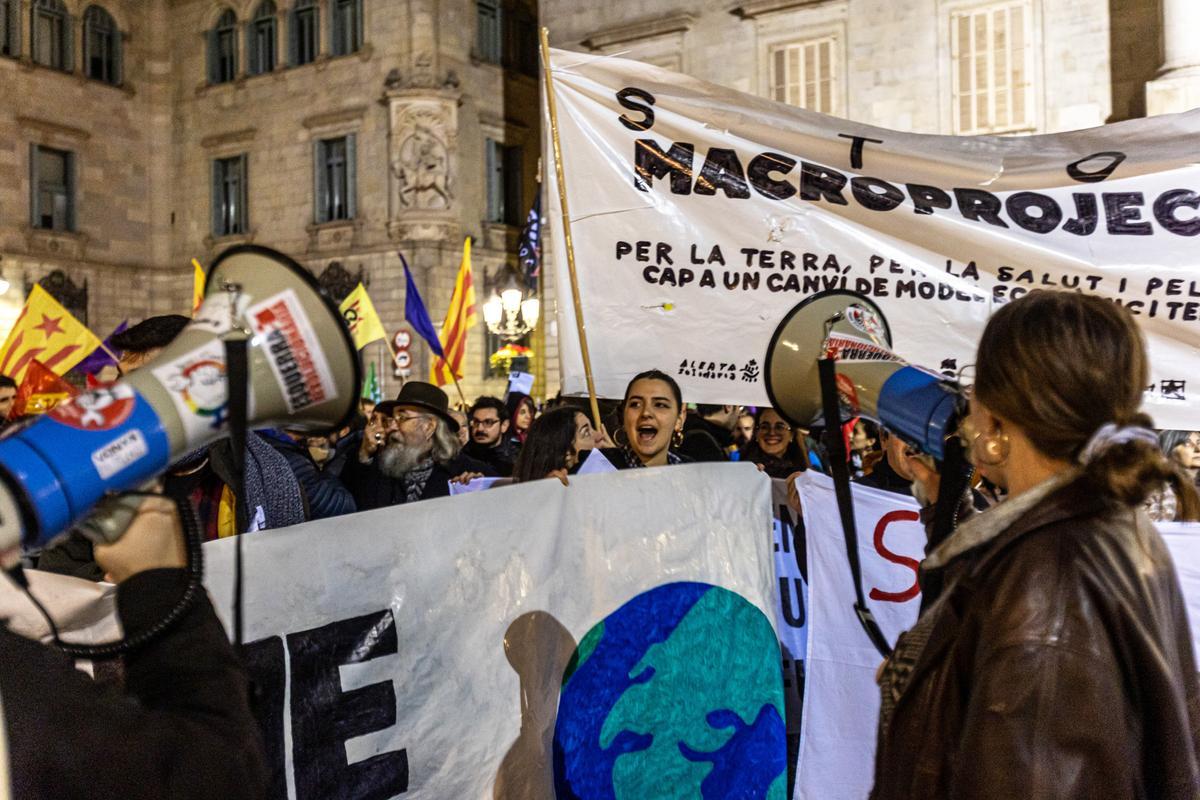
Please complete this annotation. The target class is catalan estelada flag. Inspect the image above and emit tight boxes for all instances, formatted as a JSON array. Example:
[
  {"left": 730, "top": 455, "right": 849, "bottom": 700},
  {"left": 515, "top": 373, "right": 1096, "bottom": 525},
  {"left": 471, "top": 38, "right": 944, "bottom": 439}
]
[
  {"left": 339, "top": 282, "right": 388, "bottom": 350},
  {"left": 0, "top": 285, "right": 102, "bottom": 383},
  {"left": 430, "top": 238, "right": 477, "bottom": 386}
]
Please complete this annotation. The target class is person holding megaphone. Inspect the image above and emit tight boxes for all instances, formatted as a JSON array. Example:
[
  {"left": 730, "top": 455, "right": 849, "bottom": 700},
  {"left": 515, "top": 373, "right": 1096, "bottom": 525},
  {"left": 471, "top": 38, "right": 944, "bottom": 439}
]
[{"left": 870, "top": 291, "right": 1200, "bottom": 799}]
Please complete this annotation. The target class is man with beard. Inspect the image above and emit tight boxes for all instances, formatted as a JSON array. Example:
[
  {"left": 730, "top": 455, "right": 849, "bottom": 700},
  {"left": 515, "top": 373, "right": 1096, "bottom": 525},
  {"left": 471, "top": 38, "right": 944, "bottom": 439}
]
[
  {"left": 342, "top": 382, "right": 492, "bottom": 510},
  {"left": 463, "top": 396, "right": 518, "bottom": 477}
]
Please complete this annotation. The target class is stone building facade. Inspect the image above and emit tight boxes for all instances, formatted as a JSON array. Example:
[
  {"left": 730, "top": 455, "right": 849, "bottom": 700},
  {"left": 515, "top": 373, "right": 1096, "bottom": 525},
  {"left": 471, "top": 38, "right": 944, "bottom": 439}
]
[
  {"left": 0, "top": 0, "right": 544, "bottom": 401},
  {"left": 544, "top": 0, "right": 1194, "bottom": 136}
]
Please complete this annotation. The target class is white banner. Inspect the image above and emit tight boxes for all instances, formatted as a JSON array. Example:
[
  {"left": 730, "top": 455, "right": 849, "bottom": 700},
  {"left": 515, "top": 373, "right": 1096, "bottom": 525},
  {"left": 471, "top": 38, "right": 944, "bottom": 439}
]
[
  {"left": 770, "top": 478, "right": 808, "bottom": 797},
  {"left": 544, "top": 49, "right": 1200, "bottom": 427},
  {"left": 202, "top": 463, "right": 784, "bottom": 799},
  {"left": 795, "top": 473, "right": 923, "bottom": 800}
]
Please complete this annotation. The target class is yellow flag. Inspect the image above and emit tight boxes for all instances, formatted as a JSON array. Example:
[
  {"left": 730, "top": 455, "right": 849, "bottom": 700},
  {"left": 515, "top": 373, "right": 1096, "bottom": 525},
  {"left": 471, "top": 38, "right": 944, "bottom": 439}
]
[
  {"left": 192, "top": 258, "right": 206, "bottom": 314},
  {"left": 339, "top": 283, "right": 388, "bottom": 350},
  {"left": 0, "top": 285, "right": 103, "bottom": 382}
]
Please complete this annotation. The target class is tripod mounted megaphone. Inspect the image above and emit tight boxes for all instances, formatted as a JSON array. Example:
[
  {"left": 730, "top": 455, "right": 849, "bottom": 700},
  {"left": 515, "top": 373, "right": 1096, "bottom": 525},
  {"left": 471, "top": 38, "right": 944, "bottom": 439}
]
[
  {"left": 764, "top": 290, "right": 971, "bottom": 657},
  {"left": 0, "top": 244, "right": 361, "bottom": 564}
]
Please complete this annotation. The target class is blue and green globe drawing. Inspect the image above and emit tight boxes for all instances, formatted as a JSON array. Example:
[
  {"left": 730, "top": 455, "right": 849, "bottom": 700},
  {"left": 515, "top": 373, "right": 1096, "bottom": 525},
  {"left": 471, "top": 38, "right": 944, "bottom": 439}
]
[{"left": 553, "top": 582, "right": 786, "bottom": 799}]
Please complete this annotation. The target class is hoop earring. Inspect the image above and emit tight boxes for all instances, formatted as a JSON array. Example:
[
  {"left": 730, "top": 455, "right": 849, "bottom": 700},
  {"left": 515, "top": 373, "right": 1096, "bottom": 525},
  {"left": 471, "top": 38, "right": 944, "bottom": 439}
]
[
  {"left": 975, "top": 432, "right": 1010, "bottom": 467},
  {"left": 672, "top": 429, "right": 684, "bottom": 448},
  {"left": 614, "top": 427, "right": 629, "bottom": 448}
]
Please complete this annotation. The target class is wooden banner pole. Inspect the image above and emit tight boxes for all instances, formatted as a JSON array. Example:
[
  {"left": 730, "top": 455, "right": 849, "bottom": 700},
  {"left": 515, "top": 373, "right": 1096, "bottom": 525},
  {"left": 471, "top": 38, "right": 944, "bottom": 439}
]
[{"left": 539, "top": 27, "right": 602, "bottom": 431}]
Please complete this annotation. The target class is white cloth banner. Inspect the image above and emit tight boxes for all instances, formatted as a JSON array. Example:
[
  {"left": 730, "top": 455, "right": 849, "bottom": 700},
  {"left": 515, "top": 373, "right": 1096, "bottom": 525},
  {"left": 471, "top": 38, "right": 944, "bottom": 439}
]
[
  {"left": 544, "top": 49, "right": 1200, "bottom": 427},
  {"left": 795, "top": 473, "right": 923, "bottom": 800},
  {"left": 794, "top": 475, "right": 1200, "bottom": 800},
  {"left": 202, "top": 463, "right": 779, "bottom": 799}
]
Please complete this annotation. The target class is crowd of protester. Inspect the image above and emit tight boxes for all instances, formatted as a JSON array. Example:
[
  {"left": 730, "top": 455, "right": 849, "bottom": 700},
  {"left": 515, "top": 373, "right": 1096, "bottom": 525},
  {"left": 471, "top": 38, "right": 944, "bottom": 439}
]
[{"left": 13, "top": 310, "right": 1197, "bottom": 581}]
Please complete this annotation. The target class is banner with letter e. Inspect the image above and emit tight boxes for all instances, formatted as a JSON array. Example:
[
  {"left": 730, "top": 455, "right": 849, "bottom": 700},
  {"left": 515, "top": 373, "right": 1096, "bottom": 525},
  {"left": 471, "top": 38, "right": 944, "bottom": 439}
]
[
  {"left": 203, "top": 463, "right": 785, "bottom": 799},
  {"left": 543, "top": 49, "right": 1200, "bottom": 428}
]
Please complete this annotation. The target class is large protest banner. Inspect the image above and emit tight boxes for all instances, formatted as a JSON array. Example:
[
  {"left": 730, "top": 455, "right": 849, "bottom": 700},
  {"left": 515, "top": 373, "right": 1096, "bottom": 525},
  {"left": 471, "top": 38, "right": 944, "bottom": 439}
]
[
  {"left": 201, "top": 463, "right": 781, "bottom": 799},
  {"left": 543, "top": 49, "right": 1200, "bottom": 428}
]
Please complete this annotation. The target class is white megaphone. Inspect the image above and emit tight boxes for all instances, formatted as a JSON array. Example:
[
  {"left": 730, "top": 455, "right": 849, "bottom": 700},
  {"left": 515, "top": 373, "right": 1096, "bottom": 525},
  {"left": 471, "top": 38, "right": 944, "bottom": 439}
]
[
  {"left": 0, "top": 245, "right": 360, "bottom": 559},
  {"left": 764, "top": 290, "right": 961, "bottom": 460}
]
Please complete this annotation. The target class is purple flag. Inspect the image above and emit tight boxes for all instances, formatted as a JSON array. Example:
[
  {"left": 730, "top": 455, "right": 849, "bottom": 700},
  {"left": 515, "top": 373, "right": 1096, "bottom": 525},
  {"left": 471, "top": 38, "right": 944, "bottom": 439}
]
[{"left": 73, "top": 320, "right": 128, "bottom": 375}]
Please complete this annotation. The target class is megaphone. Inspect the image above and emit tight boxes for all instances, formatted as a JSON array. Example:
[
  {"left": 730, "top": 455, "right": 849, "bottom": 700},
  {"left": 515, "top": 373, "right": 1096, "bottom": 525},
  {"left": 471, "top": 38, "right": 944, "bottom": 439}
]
[
  {"left": 764, "top": 290, "right": 960, "bottom": 460},
  {"left": 0, "top": 245, "right": 361, "bottom": 558}
]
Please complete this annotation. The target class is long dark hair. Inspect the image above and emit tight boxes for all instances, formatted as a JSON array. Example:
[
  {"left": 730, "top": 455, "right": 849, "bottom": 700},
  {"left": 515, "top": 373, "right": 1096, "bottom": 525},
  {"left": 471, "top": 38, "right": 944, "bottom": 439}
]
[
  {"left": 741, "top": 407, "right": 808, "bottom": 478},
  {"left": 512, "top": 407, "right": 578, "bottom": 483},
  {"left": 975, "top": 290, "right": 1199, "bottom": 519},
  {"left": 506, "top": 393, "right": 537, "bottom": 444}
]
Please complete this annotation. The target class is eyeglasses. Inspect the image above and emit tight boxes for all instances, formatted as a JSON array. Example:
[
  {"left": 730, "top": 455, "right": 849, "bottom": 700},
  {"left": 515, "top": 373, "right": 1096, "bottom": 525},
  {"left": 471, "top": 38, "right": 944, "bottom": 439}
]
[
  {"left": 469, "top": 418, "right": 501, "bottom": 429},
  {"left": 394, "top": 413, "right": 429, "bottom": 427},
  {"left": 758, "top": 422, "right": 792, "bottom": 434}
]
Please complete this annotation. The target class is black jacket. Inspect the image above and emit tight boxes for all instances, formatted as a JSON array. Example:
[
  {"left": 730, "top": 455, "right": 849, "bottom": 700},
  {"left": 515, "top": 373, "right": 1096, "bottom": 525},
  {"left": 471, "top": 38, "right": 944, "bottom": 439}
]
[
  {"left": 341, "top": 451, "right": 494, "bottom": 510},
  {"left": 0, "top": 569, "right": 268, "bottom": 800},
  {"left": 677, "top": 416, "right": 733, "bottom": 463},
  {"left": 463, "top": 438, "right": 518, "bottom": 478}
]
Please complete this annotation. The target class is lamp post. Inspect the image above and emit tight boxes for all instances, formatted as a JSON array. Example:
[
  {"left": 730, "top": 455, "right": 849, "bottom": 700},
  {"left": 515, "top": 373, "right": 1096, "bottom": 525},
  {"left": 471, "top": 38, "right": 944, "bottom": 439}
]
[{"left": 483, "top": 268, "right": 539, "bottom": 341}]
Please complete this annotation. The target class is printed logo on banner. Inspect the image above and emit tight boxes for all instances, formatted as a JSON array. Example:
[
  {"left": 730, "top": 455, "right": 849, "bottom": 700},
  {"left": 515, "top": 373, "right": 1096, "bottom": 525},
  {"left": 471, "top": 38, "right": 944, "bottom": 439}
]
[
  {"left": 846, "top": 304, "right": 885, "bottom": 339},
  {"left": 190, "top": 291, "right": 250, "bottom": 336},
  {"left": 91, "top": 429, "right": 148, "bottom": 480},
  {"left": 49, "top": 385, "right": 136, "bottom": 431},
  {"left": 151, "top": 340, "right": 240, "bottom": 440},
  {"left": 247, "top": 290, "right": 338, "bottom": 413},
  {"left": 554, "top": 582, "right": 787, "bottom": 799},
  {"left": 835, "top": 373, "right": 860, "bottom": 415},
  {"left": 823, "top": 334, "right": 900, "bottom": 364}
]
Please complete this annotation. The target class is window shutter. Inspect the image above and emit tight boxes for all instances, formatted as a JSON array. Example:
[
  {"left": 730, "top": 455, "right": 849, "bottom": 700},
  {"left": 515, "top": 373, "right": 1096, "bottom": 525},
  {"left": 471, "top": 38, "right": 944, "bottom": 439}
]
[
  {"left": 29, "top": 144, "right": 39, "bottom": 228},
  {"left": 313, "top": 140, "right": 326, "bottom": 223},
  {"left": 244, "top": 20, "right": 254, "bottom": 73},
  {"left": 327, "top": 1, "right": 335, "bottom": 55},
  {"left": 207, "top": 27, "right": 218, "bottom": 83},
  {"left": 63, "top": 12, "right": 73, "bottom": 72},
  {"left": 64, "top": 150, "right": 75, "bottom": 231},
  {"left": 354, "top": 0, "right": 363, "bottom": 50},
  {"left": 238, "top": 154, "right": 248, "bottom": 232},
  {"left": 211, "top": 159, "right": 222, "bottom": 235},
  {"left": 287, "top": 8, "right": 297, "bottom": 66},
  {"left": 345, "top": 133, "right": 357, "bottom": 219},
  {"left": 484, "top": 139, "right": 497, "bottom": 222},
  {"left": 504, "top": 145, "right": 522, "bottom": 226},
  {"left": 113, "top": 29, "right": 122, "bottom": 85}
]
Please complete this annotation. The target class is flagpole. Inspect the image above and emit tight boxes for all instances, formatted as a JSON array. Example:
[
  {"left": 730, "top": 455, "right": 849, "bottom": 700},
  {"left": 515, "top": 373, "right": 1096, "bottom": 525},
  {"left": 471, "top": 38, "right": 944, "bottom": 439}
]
[{"left": 539, "top": 27, "right": 602, "bottom": 431}]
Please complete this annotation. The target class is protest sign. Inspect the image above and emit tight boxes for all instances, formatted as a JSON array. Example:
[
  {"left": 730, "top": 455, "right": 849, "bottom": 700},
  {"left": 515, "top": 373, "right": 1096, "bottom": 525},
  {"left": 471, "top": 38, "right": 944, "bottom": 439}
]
[
  {"left": 201, "top": 463, "right": 780, "bottom": 799},
  {"left": 770, "top": 478, "right": 808, "bottom": 797},
  {"left": 544, "top": 49, "right": 1200, "bottom": 428},
  {"left": 795, "top": 472, "right": 923, "bottom": 800}
]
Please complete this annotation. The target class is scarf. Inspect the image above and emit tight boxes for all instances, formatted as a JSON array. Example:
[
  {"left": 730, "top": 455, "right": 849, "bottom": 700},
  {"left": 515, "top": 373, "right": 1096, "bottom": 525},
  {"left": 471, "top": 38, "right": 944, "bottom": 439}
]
[{"left": 403, "top": 459, "right": 435, "bottom": 503}]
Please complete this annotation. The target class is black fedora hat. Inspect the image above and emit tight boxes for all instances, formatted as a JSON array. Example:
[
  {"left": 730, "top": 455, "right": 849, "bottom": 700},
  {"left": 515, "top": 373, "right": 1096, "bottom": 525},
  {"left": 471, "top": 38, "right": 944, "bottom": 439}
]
[{"left": 376, "top": 382, "right": 459, "bottom": 432}]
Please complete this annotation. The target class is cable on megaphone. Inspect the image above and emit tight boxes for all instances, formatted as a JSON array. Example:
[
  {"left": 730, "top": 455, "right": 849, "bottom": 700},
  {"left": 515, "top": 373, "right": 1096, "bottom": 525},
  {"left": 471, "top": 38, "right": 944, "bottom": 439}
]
[
  {"left": 765, "top": 290, "right": 975, "bottom": 652},
  {"left": 0, "top": 245, "right": 361, "bottom": 655}
]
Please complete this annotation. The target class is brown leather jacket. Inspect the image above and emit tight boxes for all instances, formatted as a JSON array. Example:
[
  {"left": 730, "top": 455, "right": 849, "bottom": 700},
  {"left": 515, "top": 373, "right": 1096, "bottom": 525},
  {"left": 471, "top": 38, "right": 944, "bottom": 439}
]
[{"left": 872, "top": 475, "right": 1200, "bottom": 799}]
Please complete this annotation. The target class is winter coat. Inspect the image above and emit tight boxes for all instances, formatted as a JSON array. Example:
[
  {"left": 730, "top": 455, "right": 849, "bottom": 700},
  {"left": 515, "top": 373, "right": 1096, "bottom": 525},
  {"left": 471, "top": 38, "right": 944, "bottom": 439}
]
[
  {"left": 258, "top": 429, "right": 357, "bottom": 520},
  {"left": 341, "top": 451, "right": 494, "bottom": 510},
  {"left": 871, "top": 472, "right": 1200, "bottom": 799}
]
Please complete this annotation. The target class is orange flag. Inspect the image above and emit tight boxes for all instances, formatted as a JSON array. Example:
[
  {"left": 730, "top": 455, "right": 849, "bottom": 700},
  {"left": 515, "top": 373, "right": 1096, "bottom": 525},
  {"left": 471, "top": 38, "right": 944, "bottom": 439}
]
[
  {"left": 430, "top": 238, "right": 478, "bottom": 386},
  {"left": 0, "top": 285, "right": 102, "bottom": 383},
  {"left": 10, "top": 359, "right": 78, "bottom": 419}
]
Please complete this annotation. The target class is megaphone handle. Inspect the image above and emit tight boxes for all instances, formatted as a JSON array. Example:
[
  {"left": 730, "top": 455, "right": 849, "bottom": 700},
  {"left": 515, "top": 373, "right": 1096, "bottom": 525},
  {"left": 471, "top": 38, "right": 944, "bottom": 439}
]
[
  {"left": 818, "top": 357, "right": 893, "bottom": 660},
  {"left": 223, "top": 337, "right": 250, "bottom": 649}
]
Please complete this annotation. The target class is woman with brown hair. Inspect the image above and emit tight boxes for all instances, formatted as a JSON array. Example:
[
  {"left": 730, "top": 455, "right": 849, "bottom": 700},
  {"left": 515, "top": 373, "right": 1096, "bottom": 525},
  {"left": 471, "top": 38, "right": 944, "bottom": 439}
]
[
  {"left": 738, "top": 407, "right": 809, "bottom": 479},
  {"left": 600, "top": 369, "right": 689, "bottom": 469},
  {"left": 872, "top": 290, "right": 1200, "bottom": 800}
]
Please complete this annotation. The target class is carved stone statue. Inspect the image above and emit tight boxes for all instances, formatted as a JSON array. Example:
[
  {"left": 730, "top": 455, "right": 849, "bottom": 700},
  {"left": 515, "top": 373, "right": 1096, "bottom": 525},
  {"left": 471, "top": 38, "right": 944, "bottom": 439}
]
[{"left": 394, "top": 124, "right": 452, "bottom": 210}]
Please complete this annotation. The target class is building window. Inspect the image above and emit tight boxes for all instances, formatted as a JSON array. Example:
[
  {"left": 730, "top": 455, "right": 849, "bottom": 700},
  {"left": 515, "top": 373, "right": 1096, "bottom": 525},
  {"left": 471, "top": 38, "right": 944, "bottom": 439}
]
[
  {"left": 31, "top": 0, "right": 71, "bottom": 72},
  {"left": 314, "top": 135, "right": 356, "bottom": 223},
  {"left": 83, "top": 5, "right": 120, "bottom": 85},
  {"left": 768, "top": 36, "right": 838, "bottom": 114},
  {"left": 330, "top": 0, "right": 362, "bottom": 56},
  {"left": 950, "top": 1, "right": 1033, "bottom": 134},
  {"left": 502, "top": 2, "right": 537, "bottom": 76},
  {"left": 485, "top": 139, "right": 523, "bottom": 226},
  {"left": 1, "top": 0, "right": 20, "bottom": 57},
  {"left": 477, "top": 0, "right": 501, "bottom": 63},
  {"left": 289, "top": 0, "right": 318, "bottom": 66},
  {"left": 211, "top": 154, "right": 248, "bottom": 237},
  {"left": 207, "top": 8, "right": 237, "bottom": 84},
  {"left": 247, "top": 1, "right": 276, "bottom": 75},
  {"left": 30, "top": 145, "right": 75, "bottom": 232}
]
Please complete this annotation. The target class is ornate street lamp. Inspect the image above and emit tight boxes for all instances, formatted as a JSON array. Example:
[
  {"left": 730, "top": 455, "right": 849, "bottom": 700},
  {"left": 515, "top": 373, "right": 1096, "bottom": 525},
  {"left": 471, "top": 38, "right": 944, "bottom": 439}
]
[{"left": 483, "top": 268, "right": 539, "bottom": 341}]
